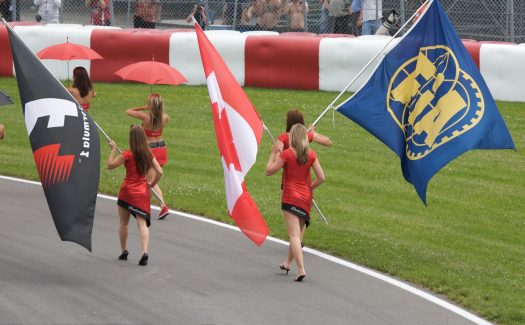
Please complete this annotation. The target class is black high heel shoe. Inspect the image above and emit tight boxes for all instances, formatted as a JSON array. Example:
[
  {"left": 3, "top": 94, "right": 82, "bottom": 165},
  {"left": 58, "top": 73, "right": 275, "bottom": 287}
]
[
  {"left": 294, "top": 274, "right": 306, "bottom": 282},
  {"left": 279, "top": 264, "right": 290, "bottom": 275},
  {"left": 118, "top": 250, "right": 129, "bottom": 260},
  {"left": 138, "top": 253, "right": 149, "bottom": 266}
]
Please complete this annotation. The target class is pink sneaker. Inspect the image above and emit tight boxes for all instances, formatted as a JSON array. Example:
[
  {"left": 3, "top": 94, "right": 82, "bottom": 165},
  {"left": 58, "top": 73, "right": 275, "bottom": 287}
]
[{"left": 158, "top": 205, "right": 169, "bottom": 220}]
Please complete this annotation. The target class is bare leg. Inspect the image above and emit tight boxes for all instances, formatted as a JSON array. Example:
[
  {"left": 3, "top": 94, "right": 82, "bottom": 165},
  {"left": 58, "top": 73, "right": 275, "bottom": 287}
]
[
  {"left": 0, "top": 124, "right": 4, "bottom": 140},
  {"left": 118, "top": 206, "right": 131, "bottom": 252},
  {"left": 284, "top": 211, "right": 306, "bottom": 278},
  {"left": 136, "top": 216, "right": 149, "bottom": 254},
  {"left": 147, "top": 168, "right": 166, "bottom": 207},
  {"left": 282, "top": 215, "right": 307, "bottom": 268}
]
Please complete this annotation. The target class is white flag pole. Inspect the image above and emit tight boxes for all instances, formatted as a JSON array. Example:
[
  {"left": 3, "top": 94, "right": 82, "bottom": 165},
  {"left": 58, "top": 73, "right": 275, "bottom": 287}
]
[{"left": 310, "top": 0, "right": 432, "bottom": 127}]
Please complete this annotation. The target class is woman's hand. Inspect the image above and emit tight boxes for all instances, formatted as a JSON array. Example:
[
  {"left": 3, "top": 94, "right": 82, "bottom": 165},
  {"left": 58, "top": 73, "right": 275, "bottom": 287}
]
[
  {"left": 108, "top": 140, "right": 116, "bottom": 150},
  {"left": 271, "top": 142, "right": 283, "bottom": 155}
]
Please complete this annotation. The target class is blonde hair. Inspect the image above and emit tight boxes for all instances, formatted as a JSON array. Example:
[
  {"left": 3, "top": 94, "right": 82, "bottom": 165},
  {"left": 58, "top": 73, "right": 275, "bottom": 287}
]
[
  {"left": 289, "top": 123, "right": 309, "bottom": 164},
  {"left": 147, "top": 93, "right": 163, "bottom": 131}
]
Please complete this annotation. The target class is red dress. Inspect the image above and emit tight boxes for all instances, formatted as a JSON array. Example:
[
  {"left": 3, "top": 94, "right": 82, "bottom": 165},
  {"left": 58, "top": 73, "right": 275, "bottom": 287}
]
[
  {"left": 118, "top": 150, "right": 151, "bottom": 226},
  {"left": 280, "top": 149, "right": 317, "bottom": 214},
  {"left": 144, "top": 127, "right": 167, "bottom": 166},
  {"left": 278, "top": 131, "right": 314, "bottom": 187}
]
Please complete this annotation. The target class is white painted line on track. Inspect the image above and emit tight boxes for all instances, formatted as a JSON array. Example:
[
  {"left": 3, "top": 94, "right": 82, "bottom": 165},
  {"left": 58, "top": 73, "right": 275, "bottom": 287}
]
[{"left": 0, "top": 174, "right": 491, "bottom": 325}]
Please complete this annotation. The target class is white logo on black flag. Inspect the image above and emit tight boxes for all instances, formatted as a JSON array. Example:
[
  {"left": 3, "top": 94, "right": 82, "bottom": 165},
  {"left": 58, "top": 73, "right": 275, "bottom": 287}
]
[{"left": 5, "top": 23, "right": 100, "bottom": 251}]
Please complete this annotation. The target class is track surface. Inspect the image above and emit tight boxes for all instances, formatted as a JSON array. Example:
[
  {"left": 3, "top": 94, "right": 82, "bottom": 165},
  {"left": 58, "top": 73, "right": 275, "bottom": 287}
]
[{"left": 0, "top": 177, "right": 483, "bottom": 324}]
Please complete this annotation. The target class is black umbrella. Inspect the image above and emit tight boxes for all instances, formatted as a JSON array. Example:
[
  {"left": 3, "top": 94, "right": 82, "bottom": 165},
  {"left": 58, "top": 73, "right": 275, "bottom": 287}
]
[{"left": 0, "top": 90, "right": 13, "bottom": 106}]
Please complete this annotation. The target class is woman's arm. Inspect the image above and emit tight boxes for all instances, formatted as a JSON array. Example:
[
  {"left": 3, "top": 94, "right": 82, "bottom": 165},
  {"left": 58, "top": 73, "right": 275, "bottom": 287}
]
[
  {"left": 126, "top": 105, "right": 149, "bottom": 121},
  {"left": 310, "top": 159, "right": 325, "bottom": 190},
  {"left": 107, "top": 141, "right": 124, "bottom": 170},
  {"left": 312, "top": 131, "right": 332, "bottom": 146},
  {"left": 187, "top": 4, "right": 198, "bottom": 22},
  {"left": 148, "top": 157, "right": 163, "bottom": 187},
  {"left": 265, "top": 143, "right": 284, "bottom": 176}
]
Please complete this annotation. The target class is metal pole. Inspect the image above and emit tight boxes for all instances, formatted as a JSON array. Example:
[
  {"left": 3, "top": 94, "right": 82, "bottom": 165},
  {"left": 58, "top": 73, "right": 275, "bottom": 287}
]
[
  {"left": 399, "top": 0, "right": 405, "bottom": 26},
  {"left": 232, "top": 0, "right": 239, "bottom": 30},
  {"left": 509, "top": 0, "right": 515, "bottom": 42},
  {"left": 109, "top": 0, "right": 115, "bottom": 26},
  {"left": 311, "top": 0, "right": 432, "bottom": 127}
]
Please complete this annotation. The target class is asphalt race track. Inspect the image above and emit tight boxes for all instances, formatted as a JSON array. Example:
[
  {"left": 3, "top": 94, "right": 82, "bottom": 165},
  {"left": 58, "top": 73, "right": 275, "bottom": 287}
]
[{"left": 0, "top": 176, "right": 487, "bottom": 325}]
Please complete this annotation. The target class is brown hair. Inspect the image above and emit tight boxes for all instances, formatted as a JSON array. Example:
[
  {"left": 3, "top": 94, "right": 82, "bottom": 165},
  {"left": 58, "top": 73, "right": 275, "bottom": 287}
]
[
  {"left": 72, "top": 67, "right": 93, "bottom": 98},
  {"left": 289, "top": 123, "right": 309, "bottom": 165},
  {"left": 129, "top": 125, "right": 153, "bottom": 175},
  {"left": 285, "top": 109, "right": 305, "bottom": 132},
  {"left": 147, "top": 94, "right": 164, "bottom": 131}
]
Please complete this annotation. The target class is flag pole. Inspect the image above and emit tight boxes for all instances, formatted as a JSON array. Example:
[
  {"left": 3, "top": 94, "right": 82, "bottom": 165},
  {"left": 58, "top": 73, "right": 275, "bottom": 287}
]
[
  {"left": 262, "top": 123, "right": 328, "bottom": 224},
  {"left": 310, "top": 0, "right": 432, "bottom": 127},
  {"left": 1, "top": 19, "right": 166, "bottom": 207}
]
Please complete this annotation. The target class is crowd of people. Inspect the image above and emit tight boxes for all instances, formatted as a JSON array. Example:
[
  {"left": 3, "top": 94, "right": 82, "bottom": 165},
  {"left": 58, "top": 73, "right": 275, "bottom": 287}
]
[{"left": 2, "top": 0, "right": 388, "bottom": 35}]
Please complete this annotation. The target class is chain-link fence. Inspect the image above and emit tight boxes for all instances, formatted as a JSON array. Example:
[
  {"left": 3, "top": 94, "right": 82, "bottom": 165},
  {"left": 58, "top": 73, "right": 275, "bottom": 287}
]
[{"left": 0, "top": 0, "right": 523, "bottom": 42}]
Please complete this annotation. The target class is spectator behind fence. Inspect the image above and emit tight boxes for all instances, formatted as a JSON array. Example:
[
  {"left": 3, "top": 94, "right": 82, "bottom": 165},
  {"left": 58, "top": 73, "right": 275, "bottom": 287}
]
[
  {"left": 250, "top": 0, "right": 282, "bottom": 31},
  {"left": 86, "top": 0, "right": 110, "bottom": 25},
  {"left": 359, "top": 0, "right": 381, "bottom": 35},
  {"left": 318, "top": 0, "right": 333, "bottom": 34},
  {"left": 223, "top": 0, "right": 250, "bottom": 26},
  {"left": 349, "top": 0, "right": 361, "bottom": 35},
  {"left": 134, "top": 0, "right": 160, "bottom": 28},
  {"left": 187, "top": 0, "right": 206, "bottom": 29},
  {"left": 34, "top": 0, "right": 61, "bottom": 23},
  {"left": 283, "top": 0, "right": 308, "bottom": 32},
  {"left": 329, "top": 0, "right": 351, "bottom": 34}
]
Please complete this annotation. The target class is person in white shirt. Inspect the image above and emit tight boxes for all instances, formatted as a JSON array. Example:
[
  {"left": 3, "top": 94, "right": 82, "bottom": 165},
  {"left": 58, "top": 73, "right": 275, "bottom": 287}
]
[
  {"left": 359, "top": 0, "right": 381, "bottom": 35},
  {"left": 34, "top": 0, "right": 61, "bottom": 23}
]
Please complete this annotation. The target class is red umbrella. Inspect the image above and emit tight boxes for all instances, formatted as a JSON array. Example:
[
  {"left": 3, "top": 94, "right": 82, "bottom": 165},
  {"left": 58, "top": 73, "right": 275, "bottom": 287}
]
[
  {"left": 37, "top": 41, "right": 103, "bottom": 61},
  {"left": 37, "top": 38, "right": 103, "bottom": 85},
  {"left": 114, "top": 61, "right": 187, "bottom": 86}
]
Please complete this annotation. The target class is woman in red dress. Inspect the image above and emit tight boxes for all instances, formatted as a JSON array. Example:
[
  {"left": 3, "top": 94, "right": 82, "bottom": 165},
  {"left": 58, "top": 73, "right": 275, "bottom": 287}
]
[
  {"left": 67, "top": 67, "right": 95, "bottom": 111},
  {"left": 127, "top": 94, "right": 170, "bottom": 219},
  {"left": 266, "top": 123, "right": 325, "bottom": 281},
  {"left": 107, "top": 125, "right": 163, "bottom": 266}
]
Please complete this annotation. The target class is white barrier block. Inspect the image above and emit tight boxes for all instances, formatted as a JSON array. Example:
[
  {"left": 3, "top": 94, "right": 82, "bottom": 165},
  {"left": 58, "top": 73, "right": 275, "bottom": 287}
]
[
  {"left": 480, "top": 43, "right": 525, "bottom": 102},
  {"left": 13, "top": 26, "right": 94, "bottom": 81},
  {"left": 241, "top": 31, "right": 280, "bottom": 36},
  {"left": 319, "top": 36, "right": 394, "bottom": 93},
  {"left": 169, "top": 32, "right": 246, "bottom": 85}
]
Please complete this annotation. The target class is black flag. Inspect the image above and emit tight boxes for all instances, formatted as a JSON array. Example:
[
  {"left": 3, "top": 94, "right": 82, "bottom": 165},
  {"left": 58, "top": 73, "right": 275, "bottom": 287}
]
[{"left": 6, "top": 23, "right": 100, "bottom": 251}]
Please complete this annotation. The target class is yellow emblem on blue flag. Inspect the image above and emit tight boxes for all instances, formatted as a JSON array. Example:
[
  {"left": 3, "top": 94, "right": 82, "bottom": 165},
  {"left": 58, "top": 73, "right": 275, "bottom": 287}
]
[{"left": 337, "top": 0, "right": 514, "bottom": 204}]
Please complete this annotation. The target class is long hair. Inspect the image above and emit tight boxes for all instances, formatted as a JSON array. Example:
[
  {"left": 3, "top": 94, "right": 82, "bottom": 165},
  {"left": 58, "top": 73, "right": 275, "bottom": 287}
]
[
  {"left": 147, "top": 94, "right": 164, "bottom": 131},
  {"left": 285, "top": 109, "right": 305, "bottom": 132},
  {"left": 72, "top": 67, "right": 92, "bottom": 98},
  {"left": 289, "top": 123, "right": 309, "bottom": 165},
  {"left": 129, "top": 125, "right": 153, "bottom": 175}
]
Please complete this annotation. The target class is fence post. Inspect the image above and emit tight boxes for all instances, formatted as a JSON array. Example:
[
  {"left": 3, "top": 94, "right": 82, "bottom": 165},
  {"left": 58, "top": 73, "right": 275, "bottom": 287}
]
[{"left": 508, "top": 0, "right": 516, "bottom": 42}]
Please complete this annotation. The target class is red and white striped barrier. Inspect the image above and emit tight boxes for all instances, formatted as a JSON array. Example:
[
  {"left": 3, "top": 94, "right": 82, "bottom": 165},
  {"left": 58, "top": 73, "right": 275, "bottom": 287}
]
[{"left": 1, "top": 24, "right": 524, "bottom": 102}]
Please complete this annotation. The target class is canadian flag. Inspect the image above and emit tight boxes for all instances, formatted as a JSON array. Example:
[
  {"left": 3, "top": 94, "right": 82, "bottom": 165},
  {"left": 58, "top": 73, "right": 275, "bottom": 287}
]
[{"left": 195, "top": 23, "right": 268, "bottom": 246}]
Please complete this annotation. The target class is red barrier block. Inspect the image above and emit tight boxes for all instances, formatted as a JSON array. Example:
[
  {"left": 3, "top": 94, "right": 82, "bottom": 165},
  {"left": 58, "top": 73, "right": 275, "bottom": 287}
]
[
  {"left": 0, "top": 25, "right": 13, "bottom": 76},
  {"left": 462, "top": 40, "right": 481, "bottom": 68},
  {"left": 245, "top": 35, "right": 320, "bottom": 90},
  {"left": 90, "top": 29, "right": 172, "bottom": 82}
]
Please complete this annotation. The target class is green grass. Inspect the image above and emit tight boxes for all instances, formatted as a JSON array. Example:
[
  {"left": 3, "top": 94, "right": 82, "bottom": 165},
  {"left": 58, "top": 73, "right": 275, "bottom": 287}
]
[{"left": 1, "top": 77, "right": 524, "bottom": 324}]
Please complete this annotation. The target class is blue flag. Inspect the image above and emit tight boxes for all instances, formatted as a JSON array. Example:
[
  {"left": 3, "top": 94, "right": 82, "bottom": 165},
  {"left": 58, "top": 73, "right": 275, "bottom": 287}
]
[{"left": 337, "top": 0, "right": 515, "bottom": 204}]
